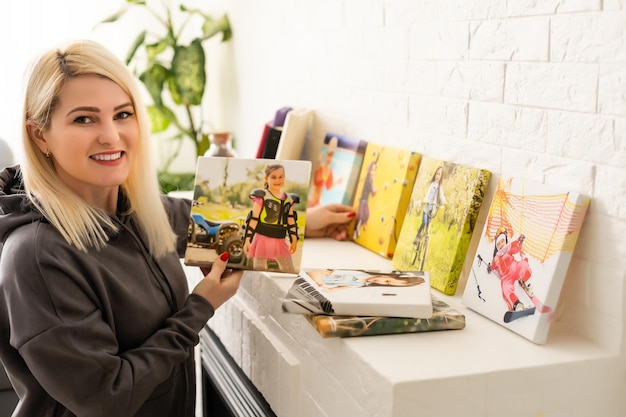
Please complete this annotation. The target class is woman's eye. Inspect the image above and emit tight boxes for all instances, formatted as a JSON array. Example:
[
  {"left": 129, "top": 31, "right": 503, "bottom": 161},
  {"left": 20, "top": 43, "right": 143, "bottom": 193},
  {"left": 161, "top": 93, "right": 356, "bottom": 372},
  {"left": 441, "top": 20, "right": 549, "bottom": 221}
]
[
  {"left": 118, "top": 110, "right": 135, "bottom": 119},
  {"left": 116, "top": 111, "right": 134, "bottom": 120},
  {"left": 73, "top": 115, "right": 92, "bottom": 124}
]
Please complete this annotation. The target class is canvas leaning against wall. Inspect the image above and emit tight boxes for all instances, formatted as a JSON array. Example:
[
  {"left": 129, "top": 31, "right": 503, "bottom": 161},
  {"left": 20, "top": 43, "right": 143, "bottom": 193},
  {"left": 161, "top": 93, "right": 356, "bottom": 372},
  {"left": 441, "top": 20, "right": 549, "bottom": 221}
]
[
  {"left": 392, "top": 157, "right": 491, "bottom": 296},
  {"left": 461, "top": 177, "right": 590, "bottom": 344}
]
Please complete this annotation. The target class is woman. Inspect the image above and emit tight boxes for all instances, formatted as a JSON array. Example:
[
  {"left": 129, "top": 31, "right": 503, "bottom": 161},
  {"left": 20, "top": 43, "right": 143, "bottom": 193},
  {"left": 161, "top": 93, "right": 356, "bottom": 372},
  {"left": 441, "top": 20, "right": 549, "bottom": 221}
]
[
  {"left": 0, "top": 40, "right": 355, "bottom": 417},
  {"left": 0, "top": 39, "right": 243, "bottom": 417}
]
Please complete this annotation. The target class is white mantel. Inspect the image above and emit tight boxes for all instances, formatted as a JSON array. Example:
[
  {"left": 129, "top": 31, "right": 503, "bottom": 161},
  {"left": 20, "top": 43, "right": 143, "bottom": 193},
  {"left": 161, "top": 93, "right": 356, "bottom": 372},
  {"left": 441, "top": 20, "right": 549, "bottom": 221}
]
[{"left": 194, "top": 239, "right": 624, "bottom": 417}]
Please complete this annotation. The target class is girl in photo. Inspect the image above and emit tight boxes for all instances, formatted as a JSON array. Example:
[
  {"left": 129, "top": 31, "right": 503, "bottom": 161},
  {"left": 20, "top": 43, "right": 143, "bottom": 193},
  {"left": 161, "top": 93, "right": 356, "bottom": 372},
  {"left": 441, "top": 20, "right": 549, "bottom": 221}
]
[
  {"left": 414, "top": 165, "right": 446, "bottom": 241},
  {"left": 243, "top": 163, "right": 299, "bottom": 273}
]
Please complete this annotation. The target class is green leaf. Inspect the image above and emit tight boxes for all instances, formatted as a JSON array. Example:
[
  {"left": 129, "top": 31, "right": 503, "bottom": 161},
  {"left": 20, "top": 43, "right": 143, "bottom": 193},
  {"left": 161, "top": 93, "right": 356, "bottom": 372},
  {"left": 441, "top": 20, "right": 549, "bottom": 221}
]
[
  {"left": 146, "top": 105, "right": 171, "bottom": 133},
  {"left": 171, "top": 39, "right": 206, "bottom": 106},
  {"left": 125, "top": 31, "right": 147, "bottom": 65},
  {"left": 166, "top": 75, "right": 182, "bottom": 106},
  {"left": 178, "top": 6, "right": 232, "bottom": 41},
  {"left": 197, "top": 132, "right": 210, "bottom": 156},
  {"left": 139, "top": 63, "right": 169, "bottom": 106},
  {"left": 145, "top": 39, "right": 170, "bottom": 61},
  {"left": 94, "top": 1, "right": 146, "bottom": 27},
  {"left": 152, "top": 104, "right": 187, "bottom": 136},
  {"left": 160, "top": 105, "right": 185, "bottom": 133},
  {"left": 96, "top": 5, "right": 131, "bottom": 25},
  {"left": 158, "top": 171, "right": 196, "bottom": 194},
  {"left": 202, "top": 14, "right": 232, "bottom": 42}
]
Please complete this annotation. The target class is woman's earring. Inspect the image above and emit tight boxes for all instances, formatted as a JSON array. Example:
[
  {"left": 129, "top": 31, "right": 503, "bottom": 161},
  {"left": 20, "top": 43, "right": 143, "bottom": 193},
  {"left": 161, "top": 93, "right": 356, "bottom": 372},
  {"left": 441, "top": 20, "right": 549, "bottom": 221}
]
[{"left": 45, "top": 149, "right": 50, "bottom": 159}]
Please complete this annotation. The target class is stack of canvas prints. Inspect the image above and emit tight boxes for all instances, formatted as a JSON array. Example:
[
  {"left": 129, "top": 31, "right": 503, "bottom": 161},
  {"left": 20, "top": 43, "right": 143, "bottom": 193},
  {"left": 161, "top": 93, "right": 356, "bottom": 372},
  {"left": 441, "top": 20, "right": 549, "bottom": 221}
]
[
  {"left": 281, "top": 269, "right": 433, "bottom": 318},
  {"left": 305, "top": 296, "right": 465, "bottom": 338}
]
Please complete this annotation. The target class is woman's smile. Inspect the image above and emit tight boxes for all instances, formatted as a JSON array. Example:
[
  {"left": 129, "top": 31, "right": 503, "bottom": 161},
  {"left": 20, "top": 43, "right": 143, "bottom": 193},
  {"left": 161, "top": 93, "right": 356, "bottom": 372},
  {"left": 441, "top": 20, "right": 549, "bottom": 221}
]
[{"left": 91, "top": 151, "right": 124, "bottom": 162}]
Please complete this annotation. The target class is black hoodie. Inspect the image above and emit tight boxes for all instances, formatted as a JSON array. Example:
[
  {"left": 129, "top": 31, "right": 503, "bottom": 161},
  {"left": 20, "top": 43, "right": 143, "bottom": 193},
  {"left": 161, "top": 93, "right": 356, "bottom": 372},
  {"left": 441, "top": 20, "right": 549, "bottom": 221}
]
[{"left": 0, "top": 166, "right": 214, "bottom": 417}]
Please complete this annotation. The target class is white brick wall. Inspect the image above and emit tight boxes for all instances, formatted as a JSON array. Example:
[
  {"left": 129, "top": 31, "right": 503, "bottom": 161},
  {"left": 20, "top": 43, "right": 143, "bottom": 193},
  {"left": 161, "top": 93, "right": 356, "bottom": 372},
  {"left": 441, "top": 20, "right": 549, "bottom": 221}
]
[{"left": 223, "top": 0, "right": 626, "bottom": 359}]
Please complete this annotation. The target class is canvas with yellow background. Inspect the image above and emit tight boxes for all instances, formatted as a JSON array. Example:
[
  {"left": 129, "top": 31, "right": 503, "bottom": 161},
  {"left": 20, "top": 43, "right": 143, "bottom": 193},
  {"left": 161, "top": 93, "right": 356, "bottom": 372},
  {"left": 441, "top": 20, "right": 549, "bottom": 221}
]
[{"left": 350, "top": 144, "right": 421, "bottom": 258}]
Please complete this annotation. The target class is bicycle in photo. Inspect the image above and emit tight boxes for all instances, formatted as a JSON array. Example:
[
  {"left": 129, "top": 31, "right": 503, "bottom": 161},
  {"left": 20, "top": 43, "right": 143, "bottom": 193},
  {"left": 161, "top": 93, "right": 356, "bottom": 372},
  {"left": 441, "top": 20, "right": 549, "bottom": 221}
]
[{"left": 410, "top": 203, "right": 440, "bottom": 271}]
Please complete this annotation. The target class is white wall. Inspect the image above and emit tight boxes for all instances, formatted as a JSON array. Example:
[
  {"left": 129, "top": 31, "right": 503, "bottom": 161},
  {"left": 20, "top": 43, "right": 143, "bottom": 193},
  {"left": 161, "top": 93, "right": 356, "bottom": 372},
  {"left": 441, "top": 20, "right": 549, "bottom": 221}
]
[
  {"left": 1, "top": 0, "right": 624, "bottom": 363},
  {"left": 223, "top": 0, "right": 626, "bottom": 359}
]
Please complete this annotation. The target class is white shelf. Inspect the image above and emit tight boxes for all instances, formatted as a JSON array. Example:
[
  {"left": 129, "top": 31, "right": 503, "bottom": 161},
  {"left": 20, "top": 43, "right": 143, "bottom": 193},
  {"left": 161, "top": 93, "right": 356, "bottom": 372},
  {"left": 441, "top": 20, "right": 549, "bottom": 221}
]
[
  {"left": 202, "top": 239, "right": 625, "bottom": 417},
  {"left": 300, "top": 240, "right": 610, "bottom": 375}
]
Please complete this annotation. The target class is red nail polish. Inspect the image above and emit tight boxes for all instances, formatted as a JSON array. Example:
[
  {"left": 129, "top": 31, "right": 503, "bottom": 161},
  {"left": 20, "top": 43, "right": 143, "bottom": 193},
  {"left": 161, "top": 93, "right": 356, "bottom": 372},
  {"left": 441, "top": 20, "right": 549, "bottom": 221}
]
[
  {"left": 219, "top": 252, "right": 230, "bottom": 261},
  {"left": 347, "top": 211, "right": 356, "bottom": 218}
]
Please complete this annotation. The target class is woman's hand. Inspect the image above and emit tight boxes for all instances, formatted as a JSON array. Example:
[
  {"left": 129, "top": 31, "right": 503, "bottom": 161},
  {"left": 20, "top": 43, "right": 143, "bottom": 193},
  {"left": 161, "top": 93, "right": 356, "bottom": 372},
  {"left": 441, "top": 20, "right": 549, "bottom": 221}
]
[
  {"left": 193, "top": 252, "right": 243, "bottom": 310},
  {"left": 305, "top": 204, "right": 355, "bottom": 240}
]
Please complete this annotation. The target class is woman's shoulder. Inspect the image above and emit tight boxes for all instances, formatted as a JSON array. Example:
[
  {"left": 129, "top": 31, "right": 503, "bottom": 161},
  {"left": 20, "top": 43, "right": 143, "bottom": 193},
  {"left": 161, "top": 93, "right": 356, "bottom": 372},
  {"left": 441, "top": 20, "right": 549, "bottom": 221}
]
[
  {"left": 2, "top": 221, "right": 70, "bottom": 263},
  {"left": 0, "top": 221, "right": 72, "bottom": 294}
]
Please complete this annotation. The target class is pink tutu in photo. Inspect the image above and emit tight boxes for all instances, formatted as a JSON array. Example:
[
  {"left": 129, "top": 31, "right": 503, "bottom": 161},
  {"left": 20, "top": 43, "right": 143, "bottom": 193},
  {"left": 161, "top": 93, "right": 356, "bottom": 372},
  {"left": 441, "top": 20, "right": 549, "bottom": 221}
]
[{"left": 249, "top": 234, "right": 291, "bottom": 259}]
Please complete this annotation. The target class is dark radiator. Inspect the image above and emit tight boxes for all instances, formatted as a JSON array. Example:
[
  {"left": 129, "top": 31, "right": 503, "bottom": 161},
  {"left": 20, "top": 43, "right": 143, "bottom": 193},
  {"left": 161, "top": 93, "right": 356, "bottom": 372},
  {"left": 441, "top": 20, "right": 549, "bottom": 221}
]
[{"left": 200, "top": 325, "right": 277, "bottom": 417}]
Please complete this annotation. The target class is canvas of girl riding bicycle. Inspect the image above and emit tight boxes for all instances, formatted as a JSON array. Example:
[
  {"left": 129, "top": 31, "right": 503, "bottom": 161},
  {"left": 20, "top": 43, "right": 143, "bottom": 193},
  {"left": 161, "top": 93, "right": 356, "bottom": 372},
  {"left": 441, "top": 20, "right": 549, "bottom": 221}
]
[{"left": 392, "top": 156, "right": 491, "bottom": 295}]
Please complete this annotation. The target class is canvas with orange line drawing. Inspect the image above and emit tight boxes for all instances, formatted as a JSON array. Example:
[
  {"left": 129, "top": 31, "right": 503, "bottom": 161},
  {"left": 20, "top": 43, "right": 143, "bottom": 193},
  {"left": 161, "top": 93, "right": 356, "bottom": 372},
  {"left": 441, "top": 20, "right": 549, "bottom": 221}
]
[
  {"left": 461, "top": 176, "right": 590, "bottom": 344},
  {"left": 349, "top": 143, "right": 421, "bottom": 259}
]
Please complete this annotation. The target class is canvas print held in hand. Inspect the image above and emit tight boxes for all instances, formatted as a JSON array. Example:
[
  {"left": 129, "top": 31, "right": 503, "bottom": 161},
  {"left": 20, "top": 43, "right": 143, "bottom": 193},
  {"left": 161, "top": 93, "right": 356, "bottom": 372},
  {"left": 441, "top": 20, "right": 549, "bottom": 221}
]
[{"left": 185, "top": 157, "right": 311, "bottom": 273}]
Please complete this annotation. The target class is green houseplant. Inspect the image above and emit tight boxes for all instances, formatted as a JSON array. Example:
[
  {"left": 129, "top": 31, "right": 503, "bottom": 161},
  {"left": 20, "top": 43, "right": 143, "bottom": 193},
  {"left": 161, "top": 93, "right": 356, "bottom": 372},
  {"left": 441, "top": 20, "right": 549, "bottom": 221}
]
[{"left": 98, "top": 0, "right": 232, "bottom": 193}]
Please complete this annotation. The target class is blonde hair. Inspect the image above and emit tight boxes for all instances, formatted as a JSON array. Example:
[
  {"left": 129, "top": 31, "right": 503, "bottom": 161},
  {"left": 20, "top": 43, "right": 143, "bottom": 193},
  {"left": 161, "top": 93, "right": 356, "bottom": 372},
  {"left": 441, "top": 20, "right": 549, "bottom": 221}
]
[{"left": 21, "top": 39, "right": 176, "bottom": 257}]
